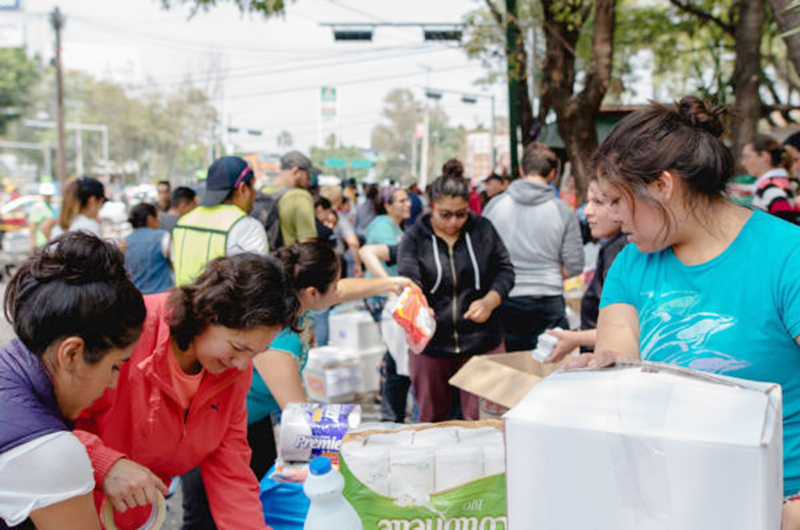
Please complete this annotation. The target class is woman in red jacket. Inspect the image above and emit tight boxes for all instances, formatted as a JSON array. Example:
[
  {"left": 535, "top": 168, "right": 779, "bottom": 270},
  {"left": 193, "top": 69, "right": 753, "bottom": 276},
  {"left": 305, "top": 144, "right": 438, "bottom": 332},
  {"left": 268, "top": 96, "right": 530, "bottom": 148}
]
[{"left": 75, "top": 253, "right": 298, "bottom": 530}]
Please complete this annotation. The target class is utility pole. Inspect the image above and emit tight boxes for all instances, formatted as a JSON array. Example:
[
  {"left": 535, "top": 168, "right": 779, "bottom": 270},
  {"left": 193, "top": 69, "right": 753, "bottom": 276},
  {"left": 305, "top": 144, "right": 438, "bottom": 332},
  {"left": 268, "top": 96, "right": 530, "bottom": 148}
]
[
  {"left": 50, "top": 7, "right": 67, "bottom": 186},
  {"left": 505, "top": 0, "right": 521, "bottom": 178},
  {"left": 419, "top": 65, "right": 432, "bottom": 189},
  {"left": 420, "top": 109, "right": 430, "bottom": 189}
]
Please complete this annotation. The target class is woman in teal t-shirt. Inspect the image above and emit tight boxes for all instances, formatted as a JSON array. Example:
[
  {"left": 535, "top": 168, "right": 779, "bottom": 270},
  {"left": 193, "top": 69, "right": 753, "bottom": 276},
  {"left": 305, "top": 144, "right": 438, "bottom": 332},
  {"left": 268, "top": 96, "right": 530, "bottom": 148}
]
[
  {"left": 570, "top": 96, "right": 800, "bottom": 525},
  {"left": 364, "top": 187, "right": 411, "bottom": 276},
  {"left": 249, "top": 242, "right": 412, "bottom": 478}
]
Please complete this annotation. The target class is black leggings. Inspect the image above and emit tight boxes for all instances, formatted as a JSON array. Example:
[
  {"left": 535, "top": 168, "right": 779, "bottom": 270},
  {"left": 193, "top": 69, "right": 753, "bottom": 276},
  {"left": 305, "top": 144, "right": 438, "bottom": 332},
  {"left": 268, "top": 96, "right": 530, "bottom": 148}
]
[{"left": 180, "top": 415, "right": 276, "bottom": 529}]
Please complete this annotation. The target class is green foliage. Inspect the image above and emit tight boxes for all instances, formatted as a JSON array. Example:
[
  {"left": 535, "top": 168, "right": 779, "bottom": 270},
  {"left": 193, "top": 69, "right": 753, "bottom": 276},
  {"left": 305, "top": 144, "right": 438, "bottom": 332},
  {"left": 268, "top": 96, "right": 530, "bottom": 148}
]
[
  {"left": 5, "top": 68, "right": 219, "bottom": 181},
  {"left": 0, "top": 49, "right": 41, "bottom": 134},
  {"left": 159, "top": 0, "right": 287, "bottom": 18},
  {"left": 371, "top": 88, "right": 420, "bottom": 182},
  {"left": 369, "top": 88, "right": 464, "bottom": 184}
]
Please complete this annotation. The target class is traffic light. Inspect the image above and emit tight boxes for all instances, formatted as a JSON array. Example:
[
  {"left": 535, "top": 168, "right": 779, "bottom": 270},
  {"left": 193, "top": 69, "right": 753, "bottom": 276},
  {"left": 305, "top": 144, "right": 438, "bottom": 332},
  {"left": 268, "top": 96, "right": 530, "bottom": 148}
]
[
  {"left": 424, "top": 30, "right": 462, "bottom": 41},
  {"left": 334, "top": 30, "right": 373, "bottom": 41}
]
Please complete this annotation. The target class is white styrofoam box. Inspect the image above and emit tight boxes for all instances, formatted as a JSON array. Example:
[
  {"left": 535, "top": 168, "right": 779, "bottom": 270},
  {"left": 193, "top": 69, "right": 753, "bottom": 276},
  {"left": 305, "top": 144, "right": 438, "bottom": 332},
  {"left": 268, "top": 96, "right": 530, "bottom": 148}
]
[
  {"left": 303, "top": 346, "right": 361, "bottom": 403},
  {"left": 329, "top": 311, "right": 383, "bottom": 351},
  {"left": 505, "top": 362, "right": 783, "bottom": 530},
  {"left": 357, "top": 345, "right": 385, "bottom": 393}
]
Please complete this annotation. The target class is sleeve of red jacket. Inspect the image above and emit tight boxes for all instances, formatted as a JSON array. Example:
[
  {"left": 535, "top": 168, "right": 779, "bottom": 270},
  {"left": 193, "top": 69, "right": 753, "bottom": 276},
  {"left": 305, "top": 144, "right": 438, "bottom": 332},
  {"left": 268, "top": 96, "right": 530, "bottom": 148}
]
[
  {"left": 202, "top": 372, "right": 269, "bottom": 530},
  {"left": 72, "top": 390, "right": 128, "bottom": 491}
]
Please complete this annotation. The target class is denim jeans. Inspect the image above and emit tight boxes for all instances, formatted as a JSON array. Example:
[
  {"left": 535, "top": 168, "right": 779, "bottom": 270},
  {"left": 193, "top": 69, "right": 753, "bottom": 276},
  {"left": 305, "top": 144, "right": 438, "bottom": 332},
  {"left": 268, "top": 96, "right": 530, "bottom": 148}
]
[{"left": 500, "top": 295, "right": 569, "bottom": 352}]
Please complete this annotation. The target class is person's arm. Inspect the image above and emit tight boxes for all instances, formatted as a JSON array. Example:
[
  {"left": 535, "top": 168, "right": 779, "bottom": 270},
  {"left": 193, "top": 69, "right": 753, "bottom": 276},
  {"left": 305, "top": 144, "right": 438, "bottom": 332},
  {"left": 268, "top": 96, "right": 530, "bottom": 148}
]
[
  {"left": 332, "top": 276, "right": 413, "bottom": 305},
  {"left": 29, "top": 493, "right": 101, "bottom": 530},
  {"left": 226, "top": 218, "right": 268, "bottom": 255},
  {"left": 359, "top": 244, "right": 391, "bottom": 278},
  {"left": 28, "top": 219, "right": 38, "bottom": 249},
  {"left": 464, "top": 289, "right": 502, "bottom": 324},
  {"left": 344, "top": 233, "right": 364, "bottom": 277},
  {"left": 253, "top": 350, "right": 306, "bottom": 409},
  {"left": 560, "top": 206, "right": 585, "bottom": 278},
  {"left": 545, "top": 328, "right": 597, "bottom": 362},
  {"left": 40, "top": 217, "right": 56, "bottom": 242},
  {"left": 201, "top": 376, "right": 268, "bottom": 530},
  {"left": 74, "top": 388, "right": 167, "bottom": 513},
  {"left": 397, "top": 231, "right": 423, "bottom": 288},
  {"left": 485, "top": 221, "right": 515, "bottom": 300},
  {"left": 565, "top": 303, "right": 641, "bottom": 369},
  {"left": 465, "top": 220, "right": 515, "bottom": 324},
  {"left": 784, "top": 498, "right": 800, "bottom": 530}
]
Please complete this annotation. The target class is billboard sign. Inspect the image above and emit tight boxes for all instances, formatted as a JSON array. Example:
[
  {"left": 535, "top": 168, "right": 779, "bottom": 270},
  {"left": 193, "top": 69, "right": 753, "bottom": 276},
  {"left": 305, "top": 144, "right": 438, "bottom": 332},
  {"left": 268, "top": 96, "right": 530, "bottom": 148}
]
[{"left": 321, "top": 86, "right": 337, "bottom": 120}]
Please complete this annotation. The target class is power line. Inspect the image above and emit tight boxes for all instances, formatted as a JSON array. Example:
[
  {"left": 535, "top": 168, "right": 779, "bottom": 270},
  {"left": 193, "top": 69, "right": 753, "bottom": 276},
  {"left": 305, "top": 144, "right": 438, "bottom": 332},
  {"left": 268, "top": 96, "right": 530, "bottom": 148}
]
[{"left": 225, "top": 62, "right": 479, "bottom": 100}]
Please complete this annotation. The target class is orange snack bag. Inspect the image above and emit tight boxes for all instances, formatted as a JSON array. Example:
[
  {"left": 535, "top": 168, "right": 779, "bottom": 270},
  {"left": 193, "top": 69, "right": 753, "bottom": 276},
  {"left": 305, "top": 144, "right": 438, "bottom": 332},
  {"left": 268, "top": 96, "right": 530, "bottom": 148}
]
[{"left": 392, "top": 284, "right": 436, "bottom": 354}]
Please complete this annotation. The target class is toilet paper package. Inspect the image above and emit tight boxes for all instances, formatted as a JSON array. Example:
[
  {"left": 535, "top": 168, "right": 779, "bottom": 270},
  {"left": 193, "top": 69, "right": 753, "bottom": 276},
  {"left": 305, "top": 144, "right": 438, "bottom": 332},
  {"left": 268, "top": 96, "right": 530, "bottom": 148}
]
[
  {"left": 339, "top": 420, "right": 508, "bottom": 529},
  {"left": 278, "top": 403, "right": 361, "bottom": 464}
]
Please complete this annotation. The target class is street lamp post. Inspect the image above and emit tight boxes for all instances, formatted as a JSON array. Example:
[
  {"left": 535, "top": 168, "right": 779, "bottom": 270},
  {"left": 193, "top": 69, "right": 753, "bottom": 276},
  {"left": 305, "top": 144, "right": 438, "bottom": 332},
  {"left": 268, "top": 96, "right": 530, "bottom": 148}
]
[{"left": 424, "top": 87, "right": 496, "bottom": 173}]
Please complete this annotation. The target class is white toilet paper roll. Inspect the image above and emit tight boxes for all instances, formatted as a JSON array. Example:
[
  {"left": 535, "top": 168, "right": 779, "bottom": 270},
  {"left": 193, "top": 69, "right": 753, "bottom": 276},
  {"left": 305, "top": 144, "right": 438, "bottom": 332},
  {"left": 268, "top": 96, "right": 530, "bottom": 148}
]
[
  {"left": 341, "top": 442, "right": 390, "bottom": 496},
  {"left": 369, "top": 430, "right": 414, "bottom": 446},
  {"left": 456, "top": 427, "right": 501, "bottom": 442},
  {"left": 412, "top": 427, "right": 460, "bottom": 446},
  {"left": 434, "top": 444, "right": 484, "bottom": 492},
  {"left": 482, "top": 443, "right": 505, "bottom": 476},
  {"left": 389, "top": 446, "right": 435, "bottom": 503}
]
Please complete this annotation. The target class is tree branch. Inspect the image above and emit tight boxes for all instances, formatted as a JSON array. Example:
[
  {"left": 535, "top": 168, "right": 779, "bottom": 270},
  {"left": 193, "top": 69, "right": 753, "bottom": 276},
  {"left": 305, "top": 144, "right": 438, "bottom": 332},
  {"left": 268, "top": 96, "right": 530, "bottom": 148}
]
[
  {"left": 668, "top": 0, "right": 735, "bottom": 36},
  {"left": 485, "top": 0, "right": 504, "bottom": 27},
  {"left": 765, "top": 53, "right": 800, "bottom": 93}
]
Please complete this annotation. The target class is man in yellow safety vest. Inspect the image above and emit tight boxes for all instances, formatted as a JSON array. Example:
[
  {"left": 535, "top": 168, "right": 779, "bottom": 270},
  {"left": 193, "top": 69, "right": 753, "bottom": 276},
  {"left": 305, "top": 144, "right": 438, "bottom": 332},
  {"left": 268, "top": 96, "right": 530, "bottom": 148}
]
[{"left": 172, "top": 156, "right": 267, "bottom": 286}]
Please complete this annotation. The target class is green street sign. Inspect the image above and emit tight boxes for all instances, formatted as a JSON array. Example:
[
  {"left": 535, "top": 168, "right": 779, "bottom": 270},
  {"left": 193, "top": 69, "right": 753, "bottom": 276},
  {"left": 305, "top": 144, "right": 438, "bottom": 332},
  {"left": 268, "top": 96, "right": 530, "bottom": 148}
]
[
  {"left": 350, "top": 159, "right": 373, "bottom": 169},
  {"left": 325, "top": 157, "right": 347, "bottom": 168}
]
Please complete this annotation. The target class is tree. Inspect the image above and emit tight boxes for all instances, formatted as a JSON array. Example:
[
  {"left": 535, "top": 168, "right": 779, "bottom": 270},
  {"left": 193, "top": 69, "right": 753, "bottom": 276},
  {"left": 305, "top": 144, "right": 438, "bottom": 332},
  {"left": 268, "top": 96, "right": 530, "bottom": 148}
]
[
  {"left": 371, "top": 89, "right": 421, "bottom": 183},
  {"left": 537, "top": 0, "right": 616, "bottom": 199},
  {"left": 666, "top": 0, "right": 764, "bottom": 164},
  {"left": 7, "top": 69, "right": 219, "bottom": 181},
  {"left": 159, "top": 0, "right": 286, "bottom": 17},
  {"left": 769, "top": 0, "right": 800, "bottom": 87},
  {"left": 0, "top": 49, "right": 41, "bottom": 134},
  {"left": 370, "top": 88, "right": 465, "bottom": 185},
  {"left": 466, "top": 0, "right": 616, "bottom": 200},
  {"left": 277, "top": 130, "right": 293, "bottom": 149}
]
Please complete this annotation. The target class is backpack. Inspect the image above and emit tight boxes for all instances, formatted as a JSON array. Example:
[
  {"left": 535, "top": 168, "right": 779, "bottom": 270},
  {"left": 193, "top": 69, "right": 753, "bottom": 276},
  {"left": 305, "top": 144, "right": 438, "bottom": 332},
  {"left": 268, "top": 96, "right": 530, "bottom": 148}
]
[{"left": 251, "top": 187, "right": 290, "bottom": 250}]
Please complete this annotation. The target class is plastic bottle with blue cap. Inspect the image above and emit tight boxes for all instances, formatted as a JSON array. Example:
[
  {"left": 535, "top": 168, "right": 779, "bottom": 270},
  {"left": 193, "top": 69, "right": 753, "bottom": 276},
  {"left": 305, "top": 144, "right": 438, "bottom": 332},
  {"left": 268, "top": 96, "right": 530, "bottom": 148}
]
[{"left": 303, "top": 456, "right": 363, "bottom": 530}]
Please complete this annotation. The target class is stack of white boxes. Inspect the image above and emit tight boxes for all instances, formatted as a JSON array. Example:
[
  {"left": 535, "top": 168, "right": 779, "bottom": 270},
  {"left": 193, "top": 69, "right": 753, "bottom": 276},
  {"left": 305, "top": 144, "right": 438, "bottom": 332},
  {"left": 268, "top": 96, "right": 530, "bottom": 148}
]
[{"left": 328, "top": 310, "right": 386, "bottom": 394}]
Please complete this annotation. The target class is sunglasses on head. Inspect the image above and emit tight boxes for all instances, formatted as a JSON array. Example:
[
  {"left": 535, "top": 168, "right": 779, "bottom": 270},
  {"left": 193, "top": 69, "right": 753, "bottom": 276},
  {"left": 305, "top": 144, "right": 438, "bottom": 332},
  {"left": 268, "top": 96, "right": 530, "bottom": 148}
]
[{"left": 435, "top": 205, "right": 469, "bottom": 220}]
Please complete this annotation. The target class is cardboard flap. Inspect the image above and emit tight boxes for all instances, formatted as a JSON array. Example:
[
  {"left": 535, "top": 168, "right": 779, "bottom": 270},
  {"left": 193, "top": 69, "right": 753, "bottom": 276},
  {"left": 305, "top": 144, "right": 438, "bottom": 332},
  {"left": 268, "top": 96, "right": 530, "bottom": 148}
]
[{"left": 449, "top": 351, "right": 562, "bottom": 409}]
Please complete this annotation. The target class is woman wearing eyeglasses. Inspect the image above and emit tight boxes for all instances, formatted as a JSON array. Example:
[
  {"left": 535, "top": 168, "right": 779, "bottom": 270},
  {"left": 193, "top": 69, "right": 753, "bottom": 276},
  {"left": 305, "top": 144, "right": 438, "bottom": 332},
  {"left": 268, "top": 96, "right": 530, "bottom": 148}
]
[{"left": 397, "top": 175, "right": 515, "bottom": 422}]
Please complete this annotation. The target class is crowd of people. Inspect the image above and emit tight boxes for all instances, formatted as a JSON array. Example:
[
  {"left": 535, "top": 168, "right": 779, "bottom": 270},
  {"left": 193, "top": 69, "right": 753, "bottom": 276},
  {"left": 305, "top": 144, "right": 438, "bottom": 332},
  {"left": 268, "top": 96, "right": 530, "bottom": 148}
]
[{"left": 3, "top": 95, "right": 800, "bottom": 529}]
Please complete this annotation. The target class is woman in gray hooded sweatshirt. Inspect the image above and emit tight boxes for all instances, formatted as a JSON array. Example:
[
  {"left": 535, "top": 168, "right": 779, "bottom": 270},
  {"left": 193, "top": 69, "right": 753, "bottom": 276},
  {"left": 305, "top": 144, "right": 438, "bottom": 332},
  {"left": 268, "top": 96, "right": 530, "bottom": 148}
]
[{"left": 483, "top": 142, "right": 585, "bottom": 352}]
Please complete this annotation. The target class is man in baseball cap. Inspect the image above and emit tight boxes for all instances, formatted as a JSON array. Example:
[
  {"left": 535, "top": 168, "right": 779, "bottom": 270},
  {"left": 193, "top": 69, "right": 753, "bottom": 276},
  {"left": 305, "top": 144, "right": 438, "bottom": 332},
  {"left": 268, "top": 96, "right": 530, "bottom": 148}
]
[
  {"left": 256, "top": 150, "right": 319, "bottom": 247},
  {"left": 172, "top": 156, "right": 267, "bottom": 286}
]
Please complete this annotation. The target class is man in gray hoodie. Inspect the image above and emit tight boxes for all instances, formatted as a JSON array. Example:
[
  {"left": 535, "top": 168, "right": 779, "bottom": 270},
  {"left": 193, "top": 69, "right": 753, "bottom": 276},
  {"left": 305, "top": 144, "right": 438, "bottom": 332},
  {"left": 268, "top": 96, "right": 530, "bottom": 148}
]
[{"left": 483, "top": 142, "right": 584, "bottom": 352}]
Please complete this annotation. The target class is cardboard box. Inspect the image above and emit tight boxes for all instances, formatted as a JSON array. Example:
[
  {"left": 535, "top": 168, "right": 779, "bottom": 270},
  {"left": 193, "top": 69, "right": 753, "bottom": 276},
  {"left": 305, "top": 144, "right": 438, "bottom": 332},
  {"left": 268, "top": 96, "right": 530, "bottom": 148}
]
[
  {"left": 329, "top": 311, "right": 383, "bottom": 351},
  {"left": 303, "top": 346, "right": 361, "bottom": 403},
  {"left": 504, "top": 362, "right": 783, "bottom": 529},
  {"left": 449, "top": 351, "right": 564, "bottom": 419}
]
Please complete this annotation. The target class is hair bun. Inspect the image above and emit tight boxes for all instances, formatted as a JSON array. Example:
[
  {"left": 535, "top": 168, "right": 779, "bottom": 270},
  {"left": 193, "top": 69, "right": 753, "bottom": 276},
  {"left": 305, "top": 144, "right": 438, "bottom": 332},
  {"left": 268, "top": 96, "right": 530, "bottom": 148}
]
[
  {"left": 677, "top": 96, "right": 728, "bottom": 138},
  {"left": 33, "top": 232, "right": 127, "bottom": 285}
]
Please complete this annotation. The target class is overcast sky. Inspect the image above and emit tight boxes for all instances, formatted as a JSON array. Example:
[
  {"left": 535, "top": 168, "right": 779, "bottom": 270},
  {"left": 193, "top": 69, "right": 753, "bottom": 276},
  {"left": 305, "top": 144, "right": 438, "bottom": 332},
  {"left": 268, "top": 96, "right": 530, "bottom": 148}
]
[{"left": 11, "top": 0, "right": 507, "bottom": 155}]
